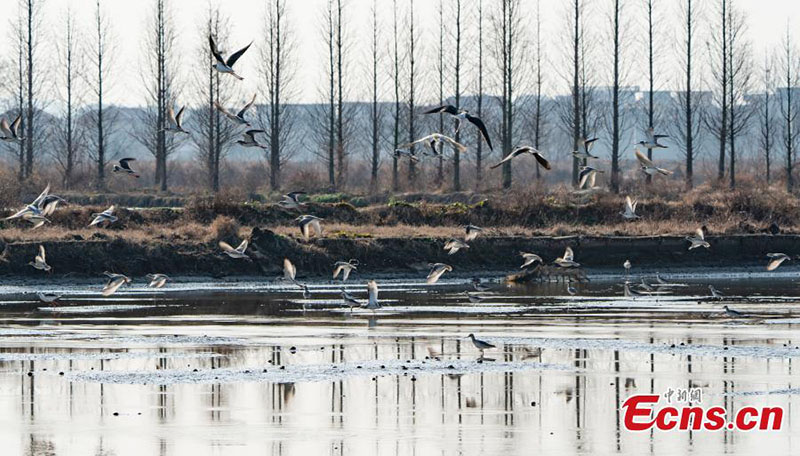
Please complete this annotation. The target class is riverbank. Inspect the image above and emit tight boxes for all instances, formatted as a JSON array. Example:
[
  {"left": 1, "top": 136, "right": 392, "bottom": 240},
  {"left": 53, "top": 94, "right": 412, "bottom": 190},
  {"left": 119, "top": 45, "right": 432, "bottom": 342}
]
[{"left": 0, "top": 229, "right": 796, "bottom": 278}]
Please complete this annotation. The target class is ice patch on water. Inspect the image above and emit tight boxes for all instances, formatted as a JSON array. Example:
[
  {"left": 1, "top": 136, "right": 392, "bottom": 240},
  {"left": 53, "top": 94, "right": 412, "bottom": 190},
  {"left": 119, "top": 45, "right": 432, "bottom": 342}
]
[{"left": 64, "top": 358, "right": 572, "bottom": 385}]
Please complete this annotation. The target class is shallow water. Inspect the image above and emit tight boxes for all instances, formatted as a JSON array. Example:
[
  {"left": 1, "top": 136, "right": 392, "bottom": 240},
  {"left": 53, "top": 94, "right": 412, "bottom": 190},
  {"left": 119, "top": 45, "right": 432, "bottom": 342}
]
[{"left": 1, "top": 275, "right": 800, "bottom": 455}]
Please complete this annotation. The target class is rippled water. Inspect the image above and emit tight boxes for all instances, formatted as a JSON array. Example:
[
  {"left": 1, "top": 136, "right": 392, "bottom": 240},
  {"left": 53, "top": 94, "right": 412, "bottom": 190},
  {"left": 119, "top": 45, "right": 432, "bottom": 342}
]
[{"left": 1, "top": 274, "right": 800, "bottom": 455}]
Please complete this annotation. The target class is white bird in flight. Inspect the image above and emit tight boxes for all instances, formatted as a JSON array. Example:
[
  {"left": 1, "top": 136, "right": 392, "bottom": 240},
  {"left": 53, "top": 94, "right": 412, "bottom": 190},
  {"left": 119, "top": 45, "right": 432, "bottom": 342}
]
[
  {"left": 686, "top": 227, "right": 710, "bottom": 250},
  {"left": 0, "top": 115, "right": 23, "bottom": 143},
  {"left": 572, "top": 137, "right": 599, "bottom": 160},
  {"left": 219, "top": 239, "right": 249, "bottom": 259},
  {"left": 423, "top": 105, "right": 493, "bottom": 150},
  {"left": 634, "top": 148, "right": 672, "bottom": 176},
  {"left": 398, "top": 133, "right": 467, "bottom": 157},
  {"left": 444, "top": 239, "right": 469, "bottom": 255},
  {"left": 333, "top": 260, "right": 358, "bottom": 281},
  {"left": 766, "top": 253, "right": 791, "bottom": 271},
  {"left": 89, "top": 206, "right": 117, "bottom": 227},
  {"left": 490, "top": 146, "right": 550, "bottom": 170},
  {"left": 147, "top": 273, "right": 170, "bottom": 288},
  {"left": 520, "top": 252, "right": 543, "bottom": 268},
  {"left": 426, "top": 263, "right": 453, "bottom": 284},
  {"left": 237, "top": 130, "right": 267, "bottom": 149},
  {"left": 165, "top": 106, "right": 189, "bottom": 134},
  {"left": 636, "top": 127, "right": 668, "bottom": 150},
  {"left": 102, "top": 272, "right": 131, "bottom": 297},
  {"left": 28, "top": 245, "right": 51, "bottom": 272},
  {"left": 209, "top": 35, "right": 252, "bottom": 80},
  {"left": 554, "top": 247, "right": 580, "bottom": 268},
  {"left": 295, "top": 215, "right": 323, "bottom": 240},
  {"left": 214, "top": 93, "right": 257, "bottom": 126},
  {"left": 620, "top": 196, "right": 640, "bottom": 220},
  {"left": 464, "top": 224, "right": 483, "bottom": 242}
]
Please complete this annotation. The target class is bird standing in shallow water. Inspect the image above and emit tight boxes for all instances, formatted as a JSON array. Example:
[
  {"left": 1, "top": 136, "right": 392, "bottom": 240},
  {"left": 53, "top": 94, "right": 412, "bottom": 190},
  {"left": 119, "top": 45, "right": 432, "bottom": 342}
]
[{"left": 467, "top": 333, "right": 495, "bottom": 358}]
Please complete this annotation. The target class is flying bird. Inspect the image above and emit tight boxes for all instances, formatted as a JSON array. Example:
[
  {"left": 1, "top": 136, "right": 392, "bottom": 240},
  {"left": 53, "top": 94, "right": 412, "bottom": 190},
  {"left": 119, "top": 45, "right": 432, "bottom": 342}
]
[
  {"left": 397, "top": 133, "right": 467, "bottom": 157},
  {"left": 393, "top": 149, "right": 420, "bottom": 162},
  {"left": 277, "top": 191, "right": 307, "bottom": 210},
  {"left": 102, "top": 272, "right": 131, "bottom": 297},
  {"left": 620, "top": 196, "right": 640, "bottom": 220},
  {"left": 214, "top": 93, "right": 257, "bottom": 126},
  {"left": 554, "top": 247, "right": 580, "bottom": 268},
  {"left": 766, "top": 253, "right": 791, "bottom": 271},
  {"left": 685, "top": 227, "right": 710, "bottom": 250},
  {"left": 237, "top": 129, "right": 267, "bottom": 149},
  {"left": 636, "top": 127, "right": 668, "bottom": 150},
  {"left": 572, "top": 137, "right": 599, "bottom": 160},
  {"left": 4, "top": 184, "right": 54, "bottom": 228},
  {"left": 444, "top": 239, "right": 470, "bottom": 255},
  {"left": 219, "top": 239, "right": 249, "bottom": 259},
  {"left": 165, "top": 106, "right": 189, "bottom": 134},
  {"left": 28, "top": 245, "right": 51, "bottom": 272},
  {"left": 283, "top": 258, "right": 300, "bottom": 285},
  {"left": 489, "top": 146, "right": 550, "bottom": 170},
  {"left": 520, "top": 252, "right": 543, "bottom": 268},
  {"left": 578, "top": 166, "right": 604, "bottom": 189},
  {"left": 423, "top": 105, "right": 493, "bottom": 150},
  {"left": 0, "top": 115, "right": 23, "bottom": 143},
  {"left": 113, "top": 158, "right": 140, "bottom": 178},
  {"left": 426, "top": 263, "right": 453, "bottom": 284},
  {"left": 147, "top": 273, "right": 170, "bottom": 288},
  {"left": 89, "top": 206, "right": 117, "bottom": 227},
  {"left": 464, "top": 224, "right": 483, "bottom": 242},
  {"left": 333, "top": 260, "right": 358, "bottom": 281},
  {"left": 634, "top": 148, "right": 672, "bottom": 176},
  {"left": 209, "top": 35, "right": 252, "bottom": 80},
  {"left": 295, "top": 215, "right": 323, "bottom": 240}
]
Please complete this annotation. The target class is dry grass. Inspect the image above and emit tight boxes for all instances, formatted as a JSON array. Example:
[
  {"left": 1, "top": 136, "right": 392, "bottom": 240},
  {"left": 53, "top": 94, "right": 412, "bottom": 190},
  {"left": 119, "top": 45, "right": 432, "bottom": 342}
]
[{"left": 0, "top": 182, "right": 797, "bottom": 245}]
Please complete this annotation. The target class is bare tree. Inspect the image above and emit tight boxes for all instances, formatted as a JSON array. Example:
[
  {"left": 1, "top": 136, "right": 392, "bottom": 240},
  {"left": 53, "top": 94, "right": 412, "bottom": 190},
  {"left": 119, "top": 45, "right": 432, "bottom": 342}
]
[
  {"left": 134, "top": 0, "right": 182, "bottom": 191},
  {"left": 607, "top": 0, "right": 628, "bottom": 193},
  {"left": 190, "top": 4, "right": 238, "bottom": 193},
  {"left": 670, "top": 0, "right": 703, "bottom": 189},
  {"left": 85, "top": 0, "right": 119, "bottom": 190},
  {"left": 493, "top": 0, "right": 526, "bottom": 189},
  {"left": 706, "top": 0, "right": 728, "bottom": 182},
  {"left": 532, "top": 0, "right": 546, "bottom": 180},
  {"left": 391, "top": 0, "right": 402, "bottom": 191},
  {"left": 568, "top": 0, "right": 583, "bottom": 186},
  {"left": 367, "top": 0, "right": 383, "bottom": 192},
  {"left": 434, "top": 0, "right": 446, "bottom": 187},
  {"left": 22, "top": 0, "right": 45, "bottom": 178},
  {"left": 259, "top": 0, "right": 297, "bottom": 191},
  {"left": 9, "top": 0, "right": 47, "bottom": 180},
  {"left": 725, "top": 3, "right": 754, "bottom": 189},
  {"left": 779, "top": 26, "right": 800, "bottom": 192},
  {"left": 759, "top": 55, "right": 776, "bottom": 184},
  {"left": 406, "top": 0, "right": 418, "bottom": 186},
  {"left": 474, "top": 0, "right": 485, "bottom": 188},
  {"left": 451, "top": 0, "right": 463, "bottom": 191},
  {"left": 52, "top": 6, "right": 85, "bottom": 188}
]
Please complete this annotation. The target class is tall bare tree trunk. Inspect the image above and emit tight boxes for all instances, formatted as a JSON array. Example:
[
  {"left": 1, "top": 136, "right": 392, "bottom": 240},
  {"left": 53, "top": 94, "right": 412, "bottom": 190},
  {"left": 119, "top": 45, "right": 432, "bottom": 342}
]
[
  {"left": 391, "top": 0, "right": 400, "bottom": 192},
  {"left": 475, "top": 0, "right": 484, "bottom": 189},
  {"left": 452, "top": 0, "right": 462, "bottom": 191},
  {"left": 571, "top": 0, "right": 582, "bottom": 187},
  {"left": 609, "top": 0, "right": 621, "bottom": 193},
  {"left": 407, "top": 0, "right": 417, "bottom": 187}
]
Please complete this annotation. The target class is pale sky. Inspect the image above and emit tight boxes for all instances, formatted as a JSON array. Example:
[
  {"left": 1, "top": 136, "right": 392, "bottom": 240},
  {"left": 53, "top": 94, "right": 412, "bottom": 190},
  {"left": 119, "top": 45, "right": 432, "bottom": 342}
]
[{"left": 4, "top": 0, "right": 800, "bottom": 107}]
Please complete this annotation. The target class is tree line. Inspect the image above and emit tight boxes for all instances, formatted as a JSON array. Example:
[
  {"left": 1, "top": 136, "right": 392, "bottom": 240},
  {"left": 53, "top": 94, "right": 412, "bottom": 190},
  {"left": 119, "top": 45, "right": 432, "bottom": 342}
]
[{"left": 3, "top": 0, "right": 800, "bottom": 194}]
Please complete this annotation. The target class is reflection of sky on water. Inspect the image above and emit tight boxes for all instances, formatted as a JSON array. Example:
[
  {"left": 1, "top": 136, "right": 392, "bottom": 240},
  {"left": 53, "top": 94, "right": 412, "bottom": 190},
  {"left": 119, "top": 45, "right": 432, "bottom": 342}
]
[{"left": 0, "top": 276, "right": 799, "bottom": 455}]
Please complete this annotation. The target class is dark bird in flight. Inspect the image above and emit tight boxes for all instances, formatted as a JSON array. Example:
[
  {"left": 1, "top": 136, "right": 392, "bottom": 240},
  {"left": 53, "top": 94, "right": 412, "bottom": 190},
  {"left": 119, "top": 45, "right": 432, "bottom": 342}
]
[{"left": 423, "top": 105, "right": 493, "bottom": 151}]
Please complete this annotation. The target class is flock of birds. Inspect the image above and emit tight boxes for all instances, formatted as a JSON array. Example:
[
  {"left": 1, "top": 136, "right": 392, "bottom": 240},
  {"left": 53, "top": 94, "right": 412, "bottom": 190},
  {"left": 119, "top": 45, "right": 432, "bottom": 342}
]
[{"left": 0, "top": 33, "right": 784, "bottom": 355}]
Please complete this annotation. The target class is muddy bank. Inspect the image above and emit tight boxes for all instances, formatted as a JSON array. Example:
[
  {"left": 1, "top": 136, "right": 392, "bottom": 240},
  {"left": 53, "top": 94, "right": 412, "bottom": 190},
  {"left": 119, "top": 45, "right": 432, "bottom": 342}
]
[{"left": 0, "top": 230, "right": 795, "bottom": 279}]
